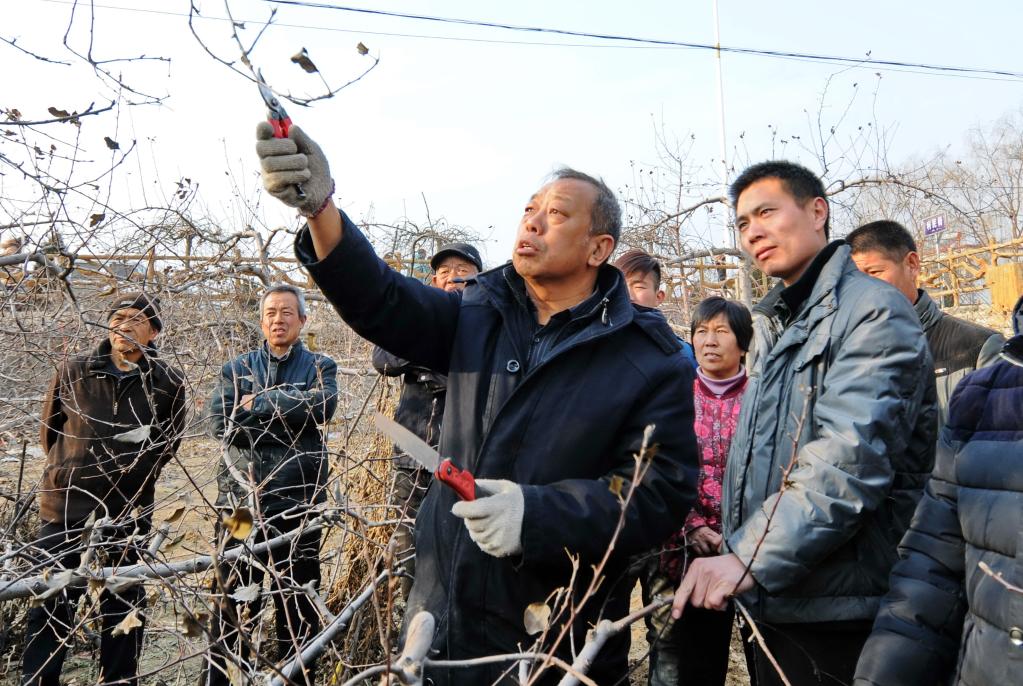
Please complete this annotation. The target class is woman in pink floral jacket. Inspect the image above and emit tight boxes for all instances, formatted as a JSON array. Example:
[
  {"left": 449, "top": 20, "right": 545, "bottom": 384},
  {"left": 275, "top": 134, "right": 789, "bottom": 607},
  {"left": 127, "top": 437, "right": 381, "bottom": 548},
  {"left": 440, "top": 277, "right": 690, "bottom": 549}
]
[{"left": 646, "top": 297, "right": 753, "bottom": 686}]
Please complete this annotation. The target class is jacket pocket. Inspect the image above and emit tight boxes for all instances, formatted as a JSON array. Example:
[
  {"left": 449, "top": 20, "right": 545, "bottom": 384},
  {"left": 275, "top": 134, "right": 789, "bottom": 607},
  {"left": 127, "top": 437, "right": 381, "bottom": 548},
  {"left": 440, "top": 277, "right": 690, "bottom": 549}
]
[{"left": 790, "top": 331, "right": 830, "bottom": 373}]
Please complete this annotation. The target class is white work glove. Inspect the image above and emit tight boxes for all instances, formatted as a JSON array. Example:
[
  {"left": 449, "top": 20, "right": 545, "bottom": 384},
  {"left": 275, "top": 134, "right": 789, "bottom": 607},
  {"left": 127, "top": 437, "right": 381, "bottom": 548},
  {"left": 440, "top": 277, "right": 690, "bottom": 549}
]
[
  {"left": 451, "top": 479, "right": 524, "bottom": 558},
  {"left": 255, "top": 122, "right": 334, "bottom": 217}
]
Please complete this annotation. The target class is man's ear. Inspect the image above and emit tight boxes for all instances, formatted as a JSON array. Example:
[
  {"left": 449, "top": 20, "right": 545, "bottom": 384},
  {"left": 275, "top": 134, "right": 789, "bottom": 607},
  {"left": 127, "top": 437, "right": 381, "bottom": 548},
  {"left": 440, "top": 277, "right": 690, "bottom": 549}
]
[
  {"left": 588, "top": 234, "right": 616, "bottom": 267},
  {"left": 905, "top": 250, "right": 921, "bottom": 278},
  {"left": 810, "top": 197, "right": 829, "bottom": 235},
  {"left": 656, "top": 289, "right": 666, "bottom": 305}
]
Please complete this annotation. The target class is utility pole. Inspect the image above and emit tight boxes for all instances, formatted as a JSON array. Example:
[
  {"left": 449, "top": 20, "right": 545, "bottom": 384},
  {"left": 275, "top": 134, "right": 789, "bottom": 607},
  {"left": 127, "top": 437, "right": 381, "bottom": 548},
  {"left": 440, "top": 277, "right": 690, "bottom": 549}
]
[{"left": 713, "top": 0, "right": 753, "bottom": 305}]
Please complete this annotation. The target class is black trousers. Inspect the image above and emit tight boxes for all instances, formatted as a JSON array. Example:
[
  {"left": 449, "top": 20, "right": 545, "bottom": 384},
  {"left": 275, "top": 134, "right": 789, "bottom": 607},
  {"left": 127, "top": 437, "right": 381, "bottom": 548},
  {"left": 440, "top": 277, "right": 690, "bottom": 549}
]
[
  {"left": 390, "top": 465, "right": 431, "bottom": 599},
  {"left": 22, "top": 519, "right": 148, "bottom": 686},
  {"left": 202, "top": 514, "right": 322, "bottom": 686},
  {"left": 639, "top": 560, "right": 733, "bottom": 686},
  {"left": 741, "top": 618, "right": 873, "bottom": 686}
]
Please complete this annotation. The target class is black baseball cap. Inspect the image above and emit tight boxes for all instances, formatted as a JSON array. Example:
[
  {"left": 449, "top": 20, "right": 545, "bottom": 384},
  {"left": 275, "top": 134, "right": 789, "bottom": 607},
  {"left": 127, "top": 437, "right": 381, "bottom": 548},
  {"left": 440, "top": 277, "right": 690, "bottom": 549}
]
[
  {"left": 107, "top": 292, "right": 163, "bottom": 332},
  {"left": 431, "top": 243, "right": 483, "bottom": 272}
]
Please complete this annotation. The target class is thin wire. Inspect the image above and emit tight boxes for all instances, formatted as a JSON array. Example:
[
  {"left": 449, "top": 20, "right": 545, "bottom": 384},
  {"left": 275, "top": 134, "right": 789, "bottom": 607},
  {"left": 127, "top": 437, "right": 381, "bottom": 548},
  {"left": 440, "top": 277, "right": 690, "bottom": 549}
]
[
  {"left": 265, "top": 0, "right": 1023, "bottom": 80},
  {"left": 29, "top": 0, "right": 1023, "bottom": 83}
]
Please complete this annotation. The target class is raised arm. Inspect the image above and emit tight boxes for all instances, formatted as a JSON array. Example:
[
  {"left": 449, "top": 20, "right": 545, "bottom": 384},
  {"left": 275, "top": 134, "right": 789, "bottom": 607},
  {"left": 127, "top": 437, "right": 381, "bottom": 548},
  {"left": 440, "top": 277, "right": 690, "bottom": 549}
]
[
  {"left": 295, "top": 211, "right": 460, "bottom": 373},
  {"left": 255, "top": 122, "right": 460, "bottom": 372}
]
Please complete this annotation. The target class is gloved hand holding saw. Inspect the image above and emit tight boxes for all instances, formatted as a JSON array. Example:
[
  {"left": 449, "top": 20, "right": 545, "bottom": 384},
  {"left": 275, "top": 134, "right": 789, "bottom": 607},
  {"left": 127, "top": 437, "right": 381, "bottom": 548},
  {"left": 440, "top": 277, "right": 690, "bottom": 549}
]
[
  {"left": 451, "top": 479, "right": 525, "bottom": 558},
  {"left": 255, "top": 122, "right": 335, "bottom": 218}
]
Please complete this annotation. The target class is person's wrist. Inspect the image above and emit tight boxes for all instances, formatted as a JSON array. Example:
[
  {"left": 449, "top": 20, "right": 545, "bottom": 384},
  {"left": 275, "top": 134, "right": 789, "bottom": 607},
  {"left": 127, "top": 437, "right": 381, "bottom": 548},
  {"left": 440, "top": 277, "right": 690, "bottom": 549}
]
[{"left": 301, "top": 181, "right": 336, "bottom": 218}]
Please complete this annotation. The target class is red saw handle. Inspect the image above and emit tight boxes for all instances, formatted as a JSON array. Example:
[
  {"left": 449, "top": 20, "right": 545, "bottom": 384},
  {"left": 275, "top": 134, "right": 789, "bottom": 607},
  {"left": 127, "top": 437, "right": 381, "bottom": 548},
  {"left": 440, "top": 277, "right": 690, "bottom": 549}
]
[{"left": 435, "top": 458, "right": 479, "bottom": 501}]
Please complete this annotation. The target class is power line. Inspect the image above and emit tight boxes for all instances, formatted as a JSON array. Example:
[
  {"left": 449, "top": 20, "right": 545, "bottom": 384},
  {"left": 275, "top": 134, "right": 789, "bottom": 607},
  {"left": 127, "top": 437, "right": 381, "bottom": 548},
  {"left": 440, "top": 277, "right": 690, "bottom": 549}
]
[
  {"left": 265, "top": 0, "right": 1023, "bottom": 81},
  {"left": 30, "top": 0, "right": 1023, "bottom": 83}
]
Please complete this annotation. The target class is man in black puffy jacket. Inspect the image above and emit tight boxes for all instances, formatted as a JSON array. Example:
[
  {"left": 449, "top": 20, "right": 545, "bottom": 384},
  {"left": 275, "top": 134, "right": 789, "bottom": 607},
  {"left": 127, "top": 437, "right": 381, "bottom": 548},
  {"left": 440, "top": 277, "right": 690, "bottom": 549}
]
[
  {"left": 204, "top": 284, "right": 337, "bottom": 686},
  {"left": 373, "top": 241, "right": 481, "bottom": 598},
  {"left": 854, "top": 294, "right": 1023, "bottom": 685},
  {"left": 254, "top": 122, "right": 699, "bottom": 685}
]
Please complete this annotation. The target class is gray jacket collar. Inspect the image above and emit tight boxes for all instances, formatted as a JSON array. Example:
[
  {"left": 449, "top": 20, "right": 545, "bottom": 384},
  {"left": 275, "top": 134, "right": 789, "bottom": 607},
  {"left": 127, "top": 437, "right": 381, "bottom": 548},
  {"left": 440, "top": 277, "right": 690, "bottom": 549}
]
[
  {"left": 757, "top": 241, "right": 852, "bottom": 328},
  {"left": 913, "top": 290, "right": 942, "bottom": 332}
]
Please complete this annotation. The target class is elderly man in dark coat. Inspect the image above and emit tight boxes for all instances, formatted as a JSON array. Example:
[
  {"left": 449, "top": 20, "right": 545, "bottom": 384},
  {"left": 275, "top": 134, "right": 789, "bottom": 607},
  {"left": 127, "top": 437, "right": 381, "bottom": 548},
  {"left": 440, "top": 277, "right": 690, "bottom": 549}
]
[{"left": 254, "top": 123, "right": 699, "bottom": 685}]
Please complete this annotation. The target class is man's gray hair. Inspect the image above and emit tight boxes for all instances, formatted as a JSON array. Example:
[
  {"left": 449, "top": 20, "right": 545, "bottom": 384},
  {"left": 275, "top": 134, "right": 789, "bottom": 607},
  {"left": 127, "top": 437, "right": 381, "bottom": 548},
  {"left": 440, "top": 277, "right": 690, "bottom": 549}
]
[
  {"left": 260, "top": 283, "right": 307, "bottom": 318},
  {"left": 550, "top": 167, "right": 622, "bottom": 243}
]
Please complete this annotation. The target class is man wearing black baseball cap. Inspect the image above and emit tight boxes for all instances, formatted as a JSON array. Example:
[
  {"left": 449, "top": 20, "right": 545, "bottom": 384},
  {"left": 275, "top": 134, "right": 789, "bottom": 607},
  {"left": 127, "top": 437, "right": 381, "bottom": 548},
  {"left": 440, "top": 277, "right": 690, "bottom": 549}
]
[
  {"left": 374, "top": 241, "right": 482, "bottom": 598},
  {"left": 429, "top": 242, "right": 483, "bottom": 292}
]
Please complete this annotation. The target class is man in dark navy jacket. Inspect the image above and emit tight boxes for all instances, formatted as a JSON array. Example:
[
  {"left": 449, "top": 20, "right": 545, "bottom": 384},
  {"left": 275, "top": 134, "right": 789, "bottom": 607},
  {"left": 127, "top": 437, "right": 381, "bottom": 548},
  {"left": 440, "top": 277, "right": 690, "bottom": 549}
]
[
  {"left": 254, "top": 124, "right": 698, "bottom": 685},
  {"left": 204, "top": 284, "right": 337, "bottom": 686}
]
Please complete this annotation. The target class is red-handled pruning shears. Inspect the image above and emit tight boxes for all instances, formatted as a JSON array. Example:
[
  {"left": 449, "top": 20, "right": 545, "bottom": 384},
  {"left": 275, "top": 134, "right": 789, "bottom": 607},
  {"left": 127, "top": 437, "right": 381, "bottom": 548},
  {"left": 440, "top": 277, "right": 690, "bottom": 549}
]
[
  {"left": 374, "top": 412, "right": 485, "bottom": 501},
  {"left": 256, "top": 69, "right": 306, "bottom": 200}
]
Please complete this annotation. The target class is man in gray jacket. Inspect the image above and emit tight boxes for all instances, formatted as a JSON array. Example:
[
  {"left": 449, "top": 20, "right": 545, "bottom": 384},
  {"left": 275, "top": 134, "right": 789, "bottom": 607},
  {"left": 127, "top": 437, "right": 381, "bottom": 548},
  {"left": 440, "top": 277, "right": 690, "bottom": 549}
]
[
  {"left": 847, "top": 219, "right": 1003, "bottom": 426},
  {"left": 672, "top": 161, "right": 937, "bottom": 685}
]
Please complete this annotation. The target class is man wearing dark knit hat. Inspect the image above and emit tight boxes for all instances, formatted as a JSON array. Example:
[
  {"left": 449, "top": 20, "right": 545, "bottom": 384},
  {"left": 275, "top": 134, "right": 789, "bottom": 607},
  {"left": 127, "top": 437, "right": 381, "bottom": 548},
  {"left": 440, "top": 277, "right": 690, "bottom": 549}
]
[{"left": 22, "top": 291, "right": 187, "bottom": 686}]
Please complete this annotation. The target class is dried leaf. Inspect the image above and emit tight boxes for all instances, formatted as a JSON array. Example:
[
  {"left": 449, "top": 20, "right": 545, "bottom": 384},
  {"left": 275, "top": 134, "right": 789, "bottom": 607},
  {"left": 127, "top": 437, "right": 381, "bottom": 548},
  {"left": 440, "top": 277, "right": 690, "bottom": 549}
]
[
  {"left": 608, "top": 474, "right": 625, "bottom": 497},
  {"left": 356, "top": 42, "right": 368, "bottom": 56},
  {"left": 230, "top": 583, "right": 261, "bottom": 603},
  {"left": 6, "top": 109, "right": 22, "bottom": 121},
  {"left": 161, "top": 532, "right": 186, "bottom": 553},
  {"left": 47, "top": 106, "right": 70, "bottom": 118},
  {"left": 89, "top": 213, "right": 105, "bottom": 227},
  {"left": 180, "top": 611, "right": 208, "bottom": 638},
  {"left": 105, "top": 576, "right": 141, "bottom": 594},
  {"left": 164, "top": 504, "right": 187, "bottom": 524},
  {"left": 104, "top": 136, "right": 120, "bottom": 150},
  {"left": 523, "top": 601, "right": 551, "bottom": 635},
  {"left": 112, "top": 608, "right": 144, "bottom": 636},
  {"left": 223, "top": 507, "right": 254, "bottom": 540},
  {"left": 113, "top": 424, "right": 151, "bottom": 443},
  {"left": 37, "top": 569, "right": 74, "bottom": 600},
  {"left": 290, "top": 47, "right": 318, "bottom": 73}
]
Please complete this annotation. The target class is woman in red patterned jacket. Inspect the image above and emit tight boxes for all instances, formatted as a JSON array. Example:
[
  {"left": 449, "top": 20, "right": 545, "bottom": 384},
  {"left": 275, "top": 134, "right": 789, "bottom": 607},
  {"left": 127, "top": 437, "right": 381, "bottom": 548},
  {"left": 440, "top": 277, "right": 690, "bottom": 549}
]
[{"left": 646, "top": 297, "right": 753, "bottom": 686}]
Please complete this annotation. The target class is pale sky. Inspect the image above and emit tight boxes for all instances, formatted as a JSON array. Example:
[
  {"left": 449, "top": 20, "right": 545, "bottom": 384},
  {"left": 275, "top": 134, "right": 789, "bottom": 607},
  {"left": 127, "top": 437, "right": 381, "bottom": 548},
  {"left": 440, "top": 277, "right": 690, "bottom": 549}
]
[{"left": 4, "top": 0, "right": 1023, "bottom": 264}]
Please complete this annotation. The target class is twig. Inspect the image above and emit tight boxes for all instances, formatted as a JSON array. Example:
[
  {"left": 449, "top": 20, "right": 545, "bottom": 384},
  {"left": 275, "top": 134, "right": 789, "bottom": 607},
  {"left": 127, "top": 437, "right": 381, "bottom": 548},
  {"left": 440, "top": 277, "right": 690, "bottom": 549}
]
[{"left": 734, "top": 599, "right": 791, "bottom": 686}]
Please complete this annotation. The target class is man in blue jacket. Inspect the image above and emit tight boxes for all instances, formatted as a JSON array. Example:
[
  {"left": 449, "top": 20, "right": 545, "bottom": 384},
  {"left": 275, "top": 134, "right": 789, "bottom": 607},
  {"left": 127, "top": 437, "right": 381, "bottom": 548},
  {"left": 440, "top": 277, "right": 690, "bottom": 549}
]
[
  {"left": 204, "top": 284, "right": 338, "bottom": 686},
  {"left": 854, "top": 295, "right": 1023, "bottom": 685},
  {"left": 254, "top": 124, "right": 698, "bottom": 684}
]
